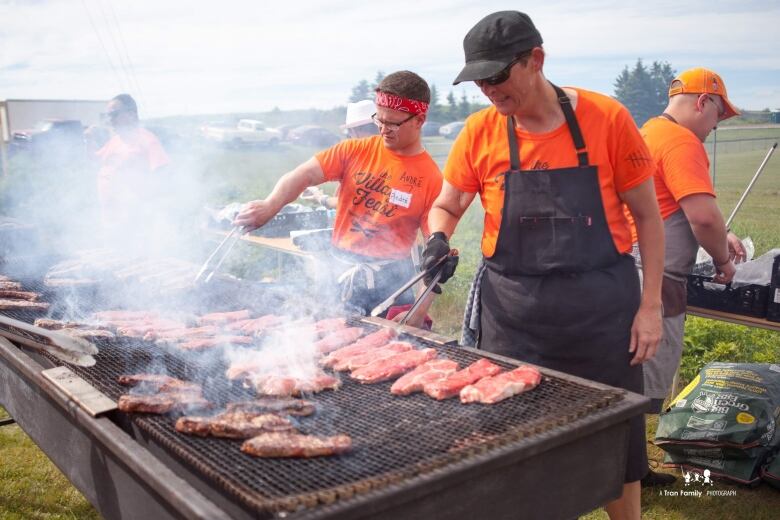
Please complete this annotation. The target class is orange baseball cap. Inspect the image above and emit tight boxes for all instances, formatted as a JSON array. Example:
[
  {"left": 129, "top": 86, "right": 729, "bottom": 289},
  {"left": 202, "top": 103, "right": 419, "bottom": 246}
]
[{"left": 668, "top": 67, "right": 739, "bottom": 120}]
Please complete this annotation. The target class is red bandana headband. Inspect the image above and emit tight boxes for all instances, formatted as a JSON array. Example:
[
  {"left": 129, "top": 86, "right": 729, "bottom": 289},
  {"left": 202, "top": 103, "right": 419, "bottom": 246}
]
[{"left": 375, "top": 91, "right": 429, "bottom": 115}]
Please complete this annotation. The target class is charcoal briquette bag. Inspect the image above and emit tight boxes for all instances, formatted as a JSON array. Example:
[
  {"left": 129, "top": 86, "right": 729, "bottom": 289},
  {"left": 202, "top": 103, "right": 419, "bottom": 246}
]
[{"left": 656, "top": 363, "right": 780, "bottom": 450}]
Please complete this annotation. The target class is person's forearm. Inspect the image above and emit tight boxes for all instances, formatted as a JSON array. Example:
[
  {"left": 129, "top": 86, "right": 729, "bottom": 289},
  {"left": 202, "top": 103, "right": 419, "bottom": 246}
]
[
  {"left": 635, "top": 216, "right": 664, "bottom": 309},
  {"left": 690, "top": 218, "right": 730, "bottom": 265},
  {"left": 428, "top": 206, "right": 462, "bottom": 238},
  {"left": 265, "top": 171, "right": 313, "bottom": 212}
]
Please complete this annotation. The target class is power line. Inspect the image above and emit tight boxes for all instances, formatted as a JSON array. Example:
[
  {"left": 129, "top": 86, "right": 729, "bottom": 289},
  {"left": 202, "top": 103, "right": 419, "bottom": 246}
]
[
  {"left": 80, "top": 0, "right": 127, "bottom": 93},
  {"left": 104, "top": 0, "right": 148, "bottom": 110},
  {"left": 94, "top": 0, "right": 135, "bottom": 98}
]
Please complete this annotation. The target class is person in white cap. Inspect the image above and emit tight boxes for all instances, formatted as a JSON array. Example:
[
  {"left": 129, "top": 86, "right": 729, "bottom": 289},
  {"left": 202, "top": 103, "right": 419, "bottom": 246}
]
[
  {"left": 344, "top": 99, "right": 380, "bottom": 139},
  {"left": 303, "top": 100, "right": 380, "bottom": 208}
]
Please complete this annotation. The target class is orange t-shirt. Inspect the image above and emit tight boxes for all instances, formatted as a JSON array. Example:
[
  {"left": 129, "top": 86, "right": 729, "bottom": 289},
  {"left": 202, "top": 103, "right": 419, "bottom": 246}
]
[
  {"left": 443, "top": 88, "right": 654, "bottom": 257},
  {"left": 96, "top": 127, "right": 169, "bottom": 208},
  {"left": 315, "top": 136, "right": 443, "bottom": 260},
  {"left": 626, "top": 117, "right": 713, "bottom": 242}
]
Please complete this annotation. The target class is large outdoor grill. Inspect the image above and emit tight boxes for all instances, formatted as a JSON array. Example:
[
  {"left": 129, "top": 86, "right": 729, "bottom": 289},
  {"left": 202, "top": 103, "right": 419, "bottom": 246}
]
[{"left": 0, "top": 256, "right": 648, "bottom": 520}]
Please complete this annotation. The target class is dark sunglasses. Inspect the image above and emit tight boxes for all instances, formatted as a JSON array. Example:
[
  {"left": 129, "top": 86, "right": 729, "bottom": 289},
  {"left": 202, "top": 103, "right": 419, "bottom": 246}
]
[{"left": 475, "top": 52, "right": 532, "bottom": 87}]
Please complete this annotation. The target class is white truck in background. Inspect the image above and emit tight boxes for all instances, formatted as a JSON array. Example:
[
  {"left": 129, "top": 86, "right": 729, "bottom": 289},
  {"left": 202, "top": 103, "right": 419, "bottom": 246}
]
[{"left": 204, "top": 119, "right": 281, "bottom": 147}]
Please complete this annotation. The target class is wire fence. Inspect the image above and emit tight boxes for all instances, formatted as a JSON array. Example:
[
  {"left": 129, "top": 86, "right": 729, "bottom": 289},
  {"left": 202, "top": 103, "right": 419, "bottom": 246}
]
[{"left": 706, "top": 137, "right": 778, "bottom": 155}]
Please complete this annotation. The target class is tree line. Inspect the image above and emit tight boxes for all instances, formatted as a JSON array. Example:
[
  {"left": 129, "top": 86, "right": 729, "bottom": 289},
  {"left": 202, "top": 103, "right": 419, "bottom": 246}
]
[
  {"left": 348, "top": 60, "right": 744, "bottom": 128},
  {"left": 349, "top": 71, "right": 489, "bottom": 124}
]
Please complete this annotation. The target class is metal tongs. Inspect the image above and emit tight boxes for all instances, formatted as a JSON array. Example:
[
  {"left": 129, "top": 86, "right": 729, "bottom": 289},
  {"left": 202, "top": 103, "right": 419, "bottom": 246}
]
[
  {"left": 370, "top": 249, "right": 459, "bottom": 324},
  {"left": 0, "top": 315, "right": 98, "bottom": 367},
  {"left": 194, "top": 226, "right": 245, "bottom": 284}
]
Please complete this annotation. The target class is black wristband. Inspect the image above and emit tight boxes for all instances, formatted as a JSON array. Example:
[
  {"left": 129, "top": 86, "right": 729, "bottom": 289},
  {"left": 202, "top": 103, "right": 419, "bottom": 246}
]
[{"left": 429, "top": 231, "right": 448, "bottom": 243}]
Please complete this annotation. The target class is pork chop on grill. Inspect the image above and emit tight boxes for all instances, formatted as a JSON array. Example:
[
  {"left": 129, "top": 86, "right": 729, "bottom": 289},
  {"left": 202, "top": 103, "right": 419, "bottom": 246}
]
[
  {"left": 0, "top": 289, "right": 40, "bottom": 301},
  {"left": 391, "top": 359, "right": 459, "bottom": 396},
  {"left": 59, "top": 328, "right": 115, "bottom": 340},
  {"left": 423, "top": 358, "right": 502, "bottom": 400},
  {"left": 117, "top": 374, "right": 202, "bottom": 394},
  {"left": 241, "top": 432, "right": 352, "bottom": 458},
  {"left": 34, "top": 318, "right": 105, "bottom": 330},
  {"left": 251, "top": 372, "right": 341, "bottom": 397},
  {"left": 313, "top": 327, "right": 366, "bottom": 354},
  {"left": 0, "top": 299, "right": 50, "bottom": 311},
  {"left": 227, "top": 398, "right": 316, "bottom": 417},
  {"left": 197, "top": 309, "right": 251, "bottom": 325},
  {"left": 0, "top": 281, "right": 23, "bottom": 291},
  {"left": 319, "top": 328, "right": 398, "bottom": 367},
  {"left": 176, "top": 411, "right": 295, "bottom": 439},
  {"left": 177, "top": 335, "right": 254, "bottom": 351},
  {"left": 350, "top": 348, "right": 437, "bottom": 384},
  {"left": 146, "top": 325, "right": 218, "bottom": 342},
  {"left": 460, "top": 365, "right": 543, "bottom": 404},
  {"left": 117, "top": 392, "right": 211, "bottom": 414},
  {"left": 332, "top": 341, "right": 413, "bottom": 372}
]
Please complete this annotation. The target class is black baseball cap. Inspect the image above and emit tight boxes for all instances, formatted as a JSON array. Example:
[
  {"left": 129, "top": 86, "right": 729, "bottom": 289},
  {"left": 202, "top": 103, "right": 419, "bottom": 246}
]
[{"left": 453, "top": 11, "right": 543, "bottom": 85}]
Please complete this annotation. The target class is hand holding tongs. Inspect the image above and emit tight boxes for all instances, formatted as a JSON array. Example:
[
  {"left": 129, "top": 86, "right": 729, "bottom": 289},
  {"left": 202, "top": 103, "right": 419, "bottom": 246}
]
[
  {"left": 194, "top": 226, "right": 245, "bottom": 285},
  {"left": 370, "top": 249, "right": 459, "bottom": 320},
  {"left": 0, "top": 315, "right": 98, "bottom": 367}
]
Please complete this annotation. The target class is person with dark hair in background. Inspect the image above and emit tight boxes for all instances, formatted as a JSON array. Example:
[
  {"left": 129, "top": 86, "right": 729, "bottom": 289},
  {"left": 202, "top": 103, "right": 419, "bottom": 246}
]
[
  {"left": 627, "top": 67, "right": 746, "bottom": 487},
  {"left": 424, "top": 11, "right": 664, "bottom": 519},
  {"left": 96, "top": 93, "right": 169, "bottom": 242},
  {"left": 234, "top": 71, "right": 443, "bottom": 327}
]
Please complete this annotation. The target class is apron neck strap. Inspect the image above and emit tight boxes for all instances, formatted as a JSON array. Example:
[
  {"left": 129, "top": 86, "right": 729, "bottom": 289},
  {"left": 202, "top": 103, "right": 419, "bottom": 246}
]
[
  {"left": 505, "top": 83, "right": 591, "bottom": 170},
  {"left": 552, "top": 84, "right": 589, "bottom": 167},
  {"left": 507, "top": 116, "right": 521, "bottom": 171}
]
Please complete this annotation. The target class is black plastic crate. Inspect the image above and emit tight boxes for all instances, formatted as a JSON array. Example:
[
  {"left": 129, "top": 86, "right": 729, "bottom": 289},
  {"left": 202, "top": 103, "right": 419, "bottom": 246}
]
[
  {"left": 766, "top": 255, "right": 780, "bottom": 322},
  {"left": 252, "top": 209, "right": 330, "bottom": 238},
  {"left": 687, "top": 272, "right": 771, "bottom": 318}
]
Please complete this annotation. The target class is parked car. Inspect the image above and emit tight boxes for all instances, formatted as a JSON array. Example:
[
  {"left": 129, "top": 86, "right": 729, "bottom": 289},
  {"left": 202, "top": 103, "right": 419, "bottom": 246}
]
[
  {"left": 288, "top": 125, "right": 341, "bottom": 147},
  {"left": 422, "top": 121, "right": 442, "bottom": 137},
  {"left": 10, "top": 119, "right": 86, "bottom": 160},
  {"left": 203, "top": 119, "right": 281, "bottom": 147},
  {"left": 439, "top": 121, "right": 466, "bottom": 140}
]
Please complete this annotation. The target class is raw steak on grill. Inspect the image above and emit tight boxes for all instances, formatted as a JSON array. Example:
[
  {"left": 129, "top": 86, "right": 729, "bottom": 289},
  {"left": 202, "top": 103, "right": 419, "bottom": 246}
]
[
  {"left": 178, "top": 335, "right": 254, "bottom": 351},
  {"left": 424, "top": 358, "right": 502, "bottom": 400},
  {"left": 319, "top": 327, "right": 398, "bottom": 367},
  {"left": 313, "top": 327, "right": 366, "bottom": 354},
  {"left": 350, "top": 348, "right": 437, "bottom": 384},
  {"left": 332, "top": 341, "right": 414, "bottom": 372},
  {"left": 460, "top": 365, "right": 543, "bottom": 404},
  {"left": 197, "top": 309, "right": 251, "bottom": 325},
  {"left": 251, "top": 372, "right": 341, "bottom": 397},
  {"left": 391, "top": 359, "right": 460, "bottom": 396},
  {"left": 241, "top": 432, "right": 352, "bottom": 458}
]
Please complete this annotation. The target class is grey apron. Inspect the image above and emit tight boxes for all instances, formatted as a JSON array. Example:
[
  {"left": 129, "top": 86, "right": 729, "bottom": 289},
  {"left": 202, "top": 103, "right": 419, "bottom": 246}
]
[{"left": 477, "top": 85, "right": 647, "bottom": 481}]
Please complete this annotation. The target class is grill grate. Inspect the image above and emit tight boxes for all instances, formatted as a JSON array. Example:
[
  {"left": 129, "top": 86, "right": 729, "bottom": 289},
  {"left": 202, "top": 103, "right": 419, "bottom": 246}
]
[{"left": 1, "top": 275, "right": 624, "bottom": 518}]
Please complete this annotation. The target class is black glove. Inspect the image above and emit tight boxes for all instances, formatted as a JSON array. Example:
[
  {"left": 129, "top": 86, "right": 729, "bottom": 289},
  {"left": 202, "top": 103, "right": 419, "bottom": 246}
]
[{"left": 422, "top": 232, "right": 458, "bottom": 288}]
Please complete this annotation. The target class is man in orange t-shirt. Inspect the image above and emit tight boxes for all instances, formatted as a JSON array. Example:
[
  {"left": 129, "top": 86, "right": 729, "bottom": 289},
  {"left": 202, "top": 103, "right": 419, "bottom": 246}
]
[
  {"left": 96, "top": 94, "right": 169, "bottom": 245},
  {"left": 234, "top": 71, "right": 443, "bottom": 324},
  {"left": 424, "top": 11, "right": 664, "bottom": 517},
  {"left": 627, "top": 69, "right": 746, "bottom": 487}
]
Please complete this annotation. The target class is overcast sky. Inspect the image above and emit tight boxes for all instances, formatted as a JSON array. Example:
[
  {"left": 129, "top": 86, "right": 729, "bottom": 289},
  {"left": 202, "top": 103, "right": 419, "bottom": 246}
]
[{"left": 1, "top": 0, "right": 778, "bottom": 118}]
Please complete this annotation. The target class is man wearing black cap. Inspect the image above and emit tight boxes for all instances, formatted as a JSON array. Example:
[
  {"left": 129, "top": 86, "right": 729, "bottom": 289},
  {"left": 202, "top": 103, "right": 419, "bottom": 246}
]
[{"left": 422, "top": 11, "right": 665, "bottom": 519}]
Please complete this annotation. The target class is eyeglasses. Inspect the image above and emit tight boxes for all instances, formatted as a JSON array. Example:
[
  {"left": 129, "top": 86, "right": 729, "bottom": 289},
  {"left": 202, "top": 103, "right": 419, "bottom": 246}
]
[
  {"left": 103, "top": 109, "right": 126, "bottom": 119},
  {"left": 707, "top": 96, "right": 725, "bottom": 119},
  {"left": 371, "top": 113, "right": 417, "bottom": 131},
  {"left": 474, "top": 52, "right": 531, "bottom": 87}
]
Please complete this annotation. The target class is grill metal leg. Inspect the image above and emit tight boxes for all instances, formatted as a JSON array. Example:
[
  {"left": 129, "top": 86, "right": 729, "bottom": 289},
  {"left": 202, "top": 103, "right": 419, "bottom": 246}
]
[{"left": 0, "top": 417, "right": 15, "bottom": 427}]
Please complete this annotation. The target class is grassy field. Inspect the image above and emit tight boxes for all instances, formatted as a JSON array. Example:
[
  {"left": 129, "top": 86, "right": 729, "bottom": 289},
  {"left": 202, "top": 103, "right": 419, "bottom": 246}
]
[{"left": 1, "top": 126, "right": 779, "bottom": 518}]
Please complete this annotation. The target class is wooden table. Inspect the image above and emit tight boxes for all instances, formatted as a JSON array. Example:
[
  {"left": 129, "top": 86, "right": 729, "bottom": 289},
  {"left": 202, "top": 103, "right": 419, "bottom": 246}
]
[{"left": 686, "top": 305, "right": 780, "bottom": 333}]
